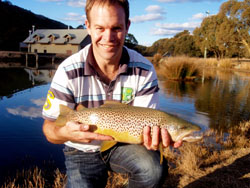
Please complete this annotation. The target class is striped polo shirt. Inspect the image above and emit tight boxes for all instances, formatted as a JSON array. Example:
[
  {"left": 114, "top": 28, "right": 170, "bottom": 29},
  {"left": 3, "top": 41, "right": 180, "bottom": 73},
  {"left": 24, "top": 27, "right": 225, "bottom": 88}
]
[{"left": 42, "top": 44, "right": 160, "bottom": 152}]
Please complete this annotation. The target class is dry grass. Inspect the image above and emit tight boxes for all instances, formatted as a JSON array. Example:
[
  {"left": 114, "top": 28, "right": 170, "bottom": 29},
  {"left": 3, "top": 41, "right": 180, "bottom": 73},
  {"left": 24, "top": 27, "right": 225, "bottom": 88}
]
[
  {"left": 203, "top": 58, "right": 218, "bottom": 67},
  {"left": 2, "top": 121, "right": 250, "bottom": 188},
  {"left": 156, "top": 56, "right": 201, "bottom": 80},
  {"left": 1, "top": 167, "right": 66, "bottom": 188},
  {"left": 154, "top": 57, "right": 250, "bottom": 79},
  {"left": 163, "top": 121, "right": 250, "bottom": 188},
  {"left": 152, "top": 53, "right": 162, "bottom": 68},
  {"left": 217, "top": 59, "right": 234, "bottom": 69},
  {"left": 235, "top": 62, "right": 250, "bottom": 71}
]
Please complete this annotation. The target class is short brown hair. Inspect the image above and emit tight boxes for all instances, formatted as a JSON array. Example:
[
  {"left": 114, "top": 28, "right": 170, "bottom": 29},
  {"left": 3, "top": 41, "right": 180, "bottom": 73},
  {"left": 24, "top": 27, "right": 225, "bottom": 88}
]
[{"left": 85, "top": 0, "right": 130, "bottom": 26}]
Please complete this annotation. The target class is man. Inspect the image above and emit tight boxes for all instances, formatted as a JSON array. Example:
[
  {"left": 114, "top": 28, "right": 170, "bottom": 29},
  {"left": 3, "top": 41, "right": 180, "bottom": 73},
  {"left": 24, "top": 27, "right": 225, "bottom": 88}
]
[{"left": 42, "top": 0, "right": 181, "bottom": 187}]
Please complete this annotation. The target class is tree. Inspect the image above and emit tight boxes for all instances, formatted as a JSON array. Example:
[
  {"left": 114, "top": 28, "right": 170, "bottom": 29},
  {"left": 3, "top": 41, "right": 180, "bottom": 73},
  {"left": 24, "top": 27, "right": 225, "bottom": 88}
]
[
  {"left": 144, "top": 31, "right": 201, "bottom": 57},
  {"left": 125, "top": 33, "right": 138, "bottom": 45},
  {"left": 216, "top": 17, "right": 242, "bottom": 57},
  {"left": 217, "top": 0, "right": 250, "bottom": 57},
  {"left": 193, "top": 15, "right": 224, "bottom": 58},
  {"left": 173, "top": 30, "right": 201, "bottom": 57},
  {"left": 193, "top": 0, "right": 250, "bottom": 58},
  {"left": 76, "top": 24, "right": 85, "bottom": 29}
]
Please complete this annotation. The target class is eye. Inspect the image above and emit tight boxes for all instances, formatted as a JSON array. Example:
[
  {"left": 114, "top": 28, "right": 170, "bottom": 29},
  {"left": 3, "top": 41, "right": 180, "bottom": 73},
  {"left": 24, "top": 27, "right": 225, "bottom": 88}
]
[
  {"left": 112, "top": 27, "right": 122, "bottom": 32},
  {"left": 179, "top": 126, "right": 186, "bottom": 129},
  {"left": 95, "top": 27, "right": 104, "bottom": 32}
]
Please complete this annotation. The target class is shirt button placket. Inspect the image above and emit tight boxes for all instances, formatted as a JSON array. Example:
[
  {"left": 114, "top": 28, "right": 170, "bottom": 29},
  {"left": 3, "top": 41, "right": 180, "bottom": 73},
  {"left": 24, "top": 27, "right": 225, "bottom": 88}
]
[
  {"left": 107, "top": 92, "right": 112, "bottom": 100},
  {"left": 107, "top": 81, "right": 115, "bottom": 100}
]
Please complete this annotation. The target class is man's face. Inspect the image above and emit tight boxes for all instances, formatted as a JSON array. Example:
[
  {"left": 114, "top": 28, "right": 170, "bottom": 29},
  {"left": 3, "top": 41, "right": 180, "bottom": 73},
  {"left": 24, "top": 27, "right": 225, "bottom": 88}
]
[{"left": 85, "top": 3, "right": 130, "bottom": 64}]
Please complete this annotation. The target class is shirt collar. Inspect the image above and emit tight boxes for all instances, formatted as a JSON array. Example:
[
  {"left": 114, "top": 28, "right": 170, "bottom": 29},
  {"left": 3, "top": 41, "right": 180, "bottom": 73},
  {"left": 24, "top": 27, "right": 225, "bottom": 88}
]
[{"left": 84, "top": 45, "right": 130, "bottom": 77}]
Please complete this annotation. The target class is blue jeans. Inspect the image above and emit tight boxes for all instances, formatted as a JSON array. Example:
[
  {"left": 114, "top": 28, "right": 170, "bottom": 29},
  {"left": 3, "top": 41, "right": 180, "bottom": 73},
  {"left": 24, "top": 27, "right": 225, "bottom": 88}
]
[{"left": 63, "top": 144, "right": 168, "bottom": 188}]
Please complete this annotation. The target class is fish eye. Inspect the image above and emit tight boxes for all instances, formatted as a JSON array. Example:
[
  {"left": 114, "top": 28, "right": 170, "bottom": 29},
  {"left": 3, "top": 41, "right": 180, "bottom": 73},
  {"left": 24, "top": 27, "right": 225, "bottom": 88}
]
[{"left": 178, "top": 126, "right": 186, "bottom": 129}]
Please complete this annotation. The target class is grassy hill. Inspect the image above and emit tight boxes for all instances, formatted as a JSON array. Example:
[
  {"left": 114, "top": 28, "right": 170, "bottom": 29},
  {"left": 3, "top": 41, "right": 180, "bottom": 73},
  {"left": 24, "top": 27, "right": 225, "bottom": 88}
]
[{"left": 0, "top": 1, "right": 69, "bottom": 51}]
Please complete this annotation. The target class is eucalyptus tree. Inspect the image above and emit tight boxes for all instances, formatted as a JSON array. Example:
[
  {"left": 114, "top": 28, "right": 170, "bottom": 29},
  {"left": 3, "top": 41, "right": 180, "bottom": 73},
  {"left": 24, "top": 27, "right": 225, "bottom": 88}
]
[
  {"left": 193, "top": 0, "right": 250, "bottom": 58},
  {"left": 218, "top": 0, "right": 250, "bottom": 57},
  {"left": 173, "top": 30, "right": 202, "bottom": 57},
  {"left": 193, "top": 15, "right": 223, "bottom": 58}
]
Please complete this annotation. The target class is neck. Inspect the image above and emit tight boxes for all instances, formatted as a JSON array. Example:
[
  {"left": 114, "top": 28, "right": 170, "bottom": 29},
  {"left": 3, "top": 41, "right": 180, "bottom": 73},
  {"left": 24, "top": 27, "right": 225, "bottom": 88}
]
[
  {"left": 98, "top": 62, "right": 119, "bottom": 83},
  {"left": 94, "top": 52, "right": 122, "bottom": 83}
]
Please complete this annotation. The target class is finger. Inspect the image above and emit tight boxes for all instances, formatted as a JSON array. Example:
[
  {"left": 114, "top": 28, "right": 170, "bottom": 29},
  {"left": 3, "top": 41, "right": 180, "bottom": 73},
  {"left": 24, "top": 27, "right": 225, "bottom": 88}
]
[
  {"left": 82, "top": 132, "right": 114, "bottom": 141},
  {"left": 65, "top": 121, "right": 82, "bottom": 131},
  {"left": 161, "top": 128, "right": 171, "bottom": 147},
  {"left": 173, "top": 140, "right": 182, "bottom": 148},
  {"left": 151, "top": 126, "right": 160, "bottom": 150},
  {"left": 143, "top": 126, "right": 151, "bottom": 150},
  {"left": 79, "top": 124, "right": 90, "bottom": 131},
  {"left": 66, "top": 121, "right": 90, "bottom": 132}
]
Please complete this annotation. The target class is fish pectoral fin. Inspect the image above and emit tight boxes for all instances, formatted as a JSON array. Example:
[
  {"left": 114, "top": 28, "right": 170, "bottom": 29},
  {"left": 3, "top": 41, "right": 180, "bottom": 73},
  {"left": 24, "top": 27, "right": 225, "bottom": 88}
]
[
  {"left": 55, "top": 104, "right": 73, "bottom": 126},
  {"left": 76, "top": 104, "right": 86, "bottom": 111},
  {"left": 59, "top": 104, "right": 73, "bottom": 116},
  {"left": 55, "top": 115, "right": 67, "bottom": 126},
  {"left": 100, "top": 141, "right": 118, "bottom": 152}
]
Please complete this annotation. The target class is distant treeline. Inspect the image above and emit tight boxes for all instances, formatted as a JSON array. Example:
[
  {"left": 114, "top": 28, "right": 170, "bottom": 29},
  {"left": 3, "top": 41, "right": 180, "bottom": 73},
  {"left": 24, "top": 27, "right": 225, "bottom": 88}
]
[
  {"left": 141, "top": 0, "right": 250, "bottom": 59},
  {"left": 1, "top": 0, "right": 250, "bottom": 59},
  {"left": 0, "top": 1, "right": 68, "bottom": 51}
]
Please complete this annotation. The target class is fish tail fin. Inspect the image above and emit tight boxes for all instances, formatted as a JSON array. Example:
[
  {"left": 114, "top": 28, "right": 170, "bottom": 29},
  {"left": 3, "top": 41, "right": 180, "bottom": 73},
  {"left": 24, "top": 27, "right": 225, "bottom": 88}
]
[
  {"left": 55, "top": 104, "right": 73, "bottom": 126},
  {"left": 100, "top": 141, "right": 117, "bottom": 152}
]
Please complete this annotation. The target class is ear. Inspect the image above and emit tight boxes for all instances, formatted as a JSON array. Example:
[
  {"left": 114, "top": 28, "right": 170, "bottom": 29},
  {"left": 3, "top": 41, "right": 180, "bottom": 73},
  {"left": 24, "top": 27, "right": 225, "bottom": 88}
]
[
  {"left": 85, "top": 19, "right": 91, "bottom": 35},
  {"left": 126, "top": 19, "right": 131, "bottom": 34}
]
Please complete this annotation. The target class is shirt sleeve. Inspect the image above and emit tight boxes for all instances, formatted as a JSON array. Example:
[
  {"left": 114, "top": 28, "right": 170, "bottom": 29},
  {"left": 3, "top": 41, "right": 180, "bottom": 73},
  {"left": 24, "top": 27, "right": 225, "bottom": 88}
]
[
  {"left": 42, "top": 64, "right": 76, "bottom": 121},
  {"left": 133, "top": 59, "right": 160, "bottom": 110}
]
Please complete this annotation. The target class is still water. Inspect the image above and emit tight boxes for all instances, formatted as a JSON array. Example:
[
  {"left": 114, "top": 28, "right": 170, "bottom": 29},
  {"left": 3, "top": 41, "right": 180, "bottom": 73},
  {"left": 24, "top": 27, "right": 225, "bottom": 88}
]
[{"left": 0, "top": 68, "right": 250, "bottom": 180}]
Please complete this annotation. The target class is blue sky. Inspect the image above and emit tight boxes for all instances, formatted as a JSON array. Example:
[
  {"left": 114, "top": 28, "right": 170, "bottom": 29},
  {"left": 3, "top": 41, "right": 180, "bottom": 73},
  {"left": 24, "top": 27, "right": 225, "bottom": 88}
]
[{"left": 9, "top": 0, "right": 226, "bottom": 46}]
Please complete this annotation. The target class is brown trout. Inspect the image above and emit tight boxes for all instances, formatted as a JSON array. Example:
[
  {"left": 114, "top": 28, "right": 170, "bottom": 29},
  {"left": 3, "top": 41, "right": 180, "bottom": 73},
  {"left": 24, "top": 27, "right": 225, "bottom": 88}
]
[{"left": 56, "top": 101, "right": 202, "bottom": 163}]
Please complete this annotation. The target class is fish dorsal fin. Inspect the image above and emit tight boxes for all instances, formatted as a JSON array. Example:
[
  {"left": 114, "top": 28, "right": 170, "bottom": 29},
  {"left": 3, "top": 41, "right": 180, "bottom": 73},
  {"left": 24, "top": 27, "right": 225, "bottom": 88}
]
[
  {"left": 100, "top": 101, "right": 129, "bottom": 108},
  {"left": 76, "top": 104, "right": 86, "bottom": 111},
  {"left": 55, "top": 104, "right": 73, "bottom": 126}
]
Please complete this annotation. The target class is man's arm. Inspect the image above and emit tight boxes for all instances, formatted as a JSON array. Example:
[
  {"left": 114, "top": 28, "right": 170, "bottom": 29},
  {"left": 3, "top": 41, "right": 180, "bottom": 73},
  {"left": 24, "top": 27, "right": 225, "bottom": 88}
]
[{"left": 42, "top": 119, "right": 113, "bottom": 144}]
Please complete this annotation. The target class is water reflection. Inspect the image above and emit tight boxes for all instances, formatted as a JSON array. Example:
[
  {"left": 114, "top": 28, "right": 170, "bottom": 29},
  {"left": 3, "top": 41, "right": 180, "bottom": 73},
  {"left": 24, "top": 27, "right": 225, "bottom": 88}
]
[
  {"left": 0, "top": 68, "right": 55, "bottom": 99},
  {"left": 6, "top": 98, "right": 45, "bottom": 118},
  {"left": 160, "top": 70, "right": 250, "bottom": 132},
  {"left": 0, "top": 68, "right": 64, "bottom": 182}
]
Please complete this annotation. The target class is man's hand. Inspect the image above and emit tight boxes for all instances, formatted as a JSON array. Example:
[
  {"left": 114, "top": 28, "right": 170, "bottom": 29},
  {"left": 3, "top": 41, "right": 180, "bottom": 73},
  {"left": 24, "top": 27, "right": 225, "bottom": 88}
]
[
  {"left": 43, "top": 120, "right": 113, "bottom": 144},
  {"left": 143, "top": 126, "right": 182, "bottom": 150},
  {"left": 61, "top": 121, "right": 114, "bottom": 143}
]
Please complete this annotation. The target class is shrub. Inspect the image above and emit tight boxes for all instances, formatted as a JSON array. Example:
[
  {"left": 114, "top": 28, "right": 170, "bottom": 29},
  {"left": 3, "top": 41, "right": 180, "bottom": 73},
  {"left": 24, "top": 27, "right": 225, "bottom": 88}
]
[{"left": 157, "top": 57, "right": 201, "bottom": 81}]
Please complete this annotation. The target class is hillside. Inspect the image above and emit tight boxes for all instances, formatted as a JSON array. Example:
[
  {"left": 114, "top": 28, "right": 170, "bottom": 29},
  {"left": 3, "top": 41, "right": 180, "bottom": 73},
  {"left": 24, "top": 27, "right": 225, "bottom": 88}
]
[{"left": 0, "top": 1, "right": 69, "bottom": 51}]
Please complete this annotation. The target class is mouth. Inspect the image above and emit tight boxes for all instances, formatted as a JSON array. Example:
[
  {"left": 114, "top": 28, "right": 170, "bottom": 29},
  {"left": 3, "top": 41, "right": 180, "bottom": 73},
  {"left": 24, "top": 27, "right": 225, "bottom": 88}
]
[{"left": 100, "top": 43, "right": 116, "bottom": 50}]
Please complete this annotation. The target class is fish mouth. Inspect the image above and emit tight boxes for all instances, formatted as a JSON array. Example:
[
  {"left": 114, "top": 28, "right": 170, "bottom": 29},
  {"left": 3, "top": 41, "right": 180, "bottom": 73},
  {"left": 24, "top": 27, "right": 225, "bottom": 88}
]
[
  {"left": 176, "top": 130, "right": 202, "bottom": 142},
  {"left": 182, "top": 135, "right": 203, "bottom": 142}
]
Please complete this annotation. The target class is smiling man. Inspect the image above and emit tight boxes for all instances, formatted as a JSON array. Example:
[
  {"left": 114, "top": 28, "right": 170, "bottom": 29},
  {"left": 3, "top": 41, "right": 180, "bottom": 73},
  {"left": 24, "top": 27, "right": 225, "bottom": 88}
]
[{"left": 42, "top": 0, "right": 181, "bottom": 187}]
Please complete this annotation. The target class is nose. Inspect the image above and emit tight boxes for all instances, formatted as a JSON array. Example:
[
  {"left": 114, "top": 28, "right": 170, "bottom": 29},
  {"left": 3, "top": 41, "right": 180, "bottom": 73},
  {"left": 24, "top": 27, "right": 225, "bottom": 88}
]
[{"left": 103, "top": 29, "right": 114, "bottom": 42}]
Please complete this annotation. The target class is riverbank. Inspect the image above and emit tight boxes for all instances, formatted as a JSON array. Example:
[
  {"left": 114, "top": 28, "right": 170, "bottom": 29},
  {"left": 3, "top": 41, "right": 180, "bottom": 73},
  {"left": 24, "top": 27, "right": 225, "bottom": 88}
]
[
  {"left": 149, "top": 56, "right": 250, "bottom": 81},
  {"left": 2, "top": 121, "right": 249, "bottom": 188},
  {"left": 0, "top": 51, "right": 68, "bottom": 69}
]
